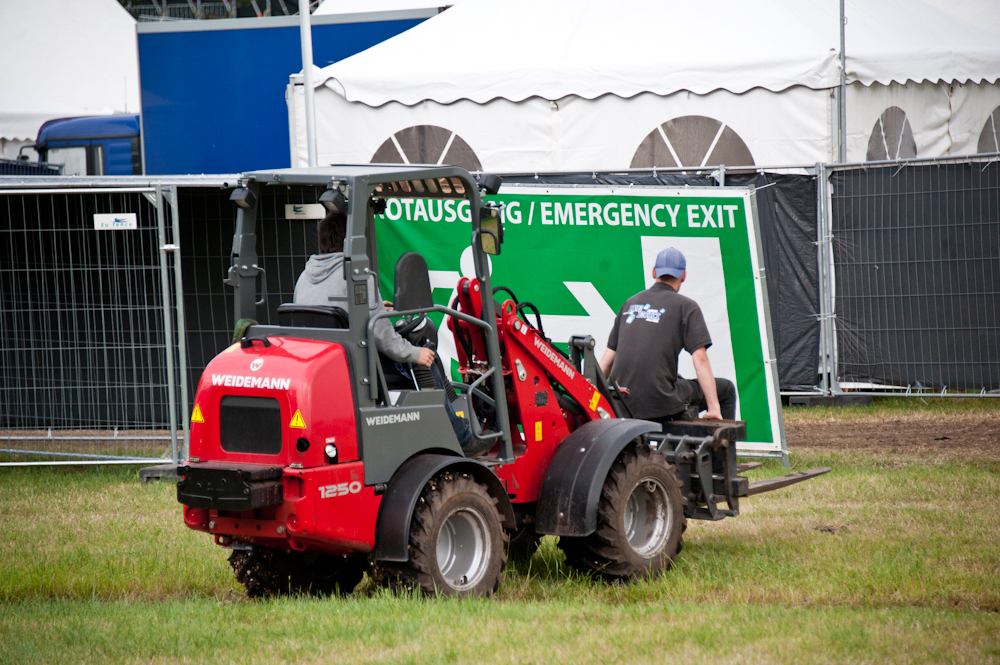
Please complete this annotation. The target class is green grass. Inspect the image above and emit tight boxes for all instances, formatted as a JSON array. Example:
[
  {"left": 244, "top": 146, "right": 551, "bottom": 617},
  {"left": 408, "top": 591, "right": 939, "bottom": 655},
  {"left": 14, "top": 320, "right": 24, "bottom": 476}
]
[{"left": 1, "top": 446, "right": 998, "bottom": 663}]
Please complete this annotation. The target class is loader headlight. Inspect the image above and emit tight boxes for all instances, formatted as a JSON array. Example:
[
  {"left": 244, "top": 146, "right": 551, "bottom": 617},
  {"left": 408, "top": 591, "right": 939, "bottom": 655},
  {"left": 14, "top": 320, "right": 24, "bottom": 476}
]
[
  {"left": 230, "top": 187, "right": 257, "bottom": 209},
  {"left": 318, "top": 186, "right": 347, "bottom": 214},
  {"left": 325, "top": 443, "right": 338, "bottom": 461}
]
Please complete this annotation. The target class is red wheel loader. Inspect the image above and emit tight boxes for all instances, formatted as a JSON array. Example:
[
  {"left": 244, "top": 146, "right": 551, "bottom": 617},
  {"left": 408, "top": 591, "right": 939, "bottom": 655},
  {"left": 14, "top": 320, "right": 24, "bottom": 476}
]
[{"left": 175, "top": 165, "right": 829, "bottom": 597}]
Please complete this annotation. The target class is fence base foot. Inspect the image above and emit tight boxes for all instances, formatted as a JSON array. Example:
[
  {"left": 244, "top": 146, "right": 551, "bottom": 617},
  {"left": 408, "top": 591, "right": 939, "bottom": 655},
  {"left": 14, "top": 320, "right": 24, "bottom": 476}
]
[
  {"left": 788, "top": 395, "right": 872, "bottom": 407},
  {"left": 139, "top": 464, "right": 180, "bottom": 483}
]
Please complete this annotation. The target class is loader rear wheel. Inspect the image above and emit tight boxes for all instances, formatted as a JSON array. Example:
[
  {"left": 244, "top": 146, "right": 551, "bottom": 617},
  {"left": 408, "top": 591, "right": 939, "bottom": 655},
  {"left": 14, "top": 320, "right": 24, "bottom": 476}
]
[
  {"left": 375, "top": 471, "right": 507, "bottom": 597},
  {"left": 559, "top": 443, "right": 685, "bottom": 581},
  {"left": 229, "top": 547, "right": 366, "bottom": 598}
]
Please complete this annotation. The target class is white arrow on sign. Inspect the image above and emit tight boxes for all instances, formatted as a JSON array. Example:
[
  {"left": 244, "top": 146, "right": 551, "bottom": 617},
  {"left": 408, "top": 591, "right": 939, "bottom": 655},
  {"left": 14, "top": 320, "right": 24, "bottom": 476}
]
[
  {"left": 540, "top": 282, "right": 617, "bottom": 356},
  {"left": 430, "top": 273, "right": 616, "bottom": 376}
]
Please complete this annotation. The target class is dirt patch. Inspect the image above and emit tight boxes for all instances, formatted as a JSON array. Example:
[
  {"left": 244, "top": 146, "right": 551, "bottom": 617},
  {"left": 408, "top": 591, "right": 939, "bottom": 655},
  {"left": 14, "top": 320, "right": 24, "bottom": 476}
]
[{"left": 785, "top": 412, "right": 1000, "bottom": 458}]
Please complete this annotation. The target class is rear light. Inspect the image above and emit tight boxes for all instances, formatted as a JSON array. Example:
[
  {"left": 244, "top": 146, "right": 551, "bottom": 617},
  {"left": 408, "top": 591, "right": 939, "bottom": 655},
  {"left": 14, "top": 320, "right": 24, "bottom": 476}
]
[
  {"left": 287, "top": 514, "right": 301, "bottom": 531},
  {"left": 184, "top": 506, "right": 208, "bottom": 528}
]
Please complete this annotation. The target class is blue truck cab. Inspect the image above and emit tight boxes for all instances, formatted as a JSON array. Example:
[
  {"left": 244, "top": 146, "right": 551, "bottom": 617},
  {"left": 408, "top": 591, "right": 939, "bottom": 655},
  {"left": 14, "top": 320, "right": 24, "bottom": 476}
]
[{"left": 35, "top": 115, "right": 142, "bottom": 175}]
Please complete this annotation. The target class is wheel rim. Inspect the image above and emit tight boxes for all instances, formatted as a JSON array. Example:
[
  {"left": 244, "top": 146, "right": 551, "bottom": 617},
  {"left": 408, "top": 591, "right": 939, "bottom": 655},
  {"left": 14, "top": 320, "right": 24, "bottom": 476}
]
[
  {"left": 623, "top": 476, "right": 672, "bottom": 557},
  {"left": 436, "top": 506, "right": 491, "bottom": 590}
]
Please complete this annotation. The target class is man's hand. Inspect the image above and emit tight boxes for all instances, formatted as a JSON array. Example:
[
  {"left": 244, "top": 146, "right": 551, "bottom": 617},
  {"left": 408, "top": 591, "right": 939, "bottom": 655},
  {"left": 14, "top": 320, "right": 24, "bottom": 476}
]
[
  {"left": 417, "top": 347, "right": 435, "bottom": 367},
  {"left": 383, "top": 300, "right": 394, "bottom": 311},
  {"left": 703, "top": 406, "right": 723, "bottom": 420}
]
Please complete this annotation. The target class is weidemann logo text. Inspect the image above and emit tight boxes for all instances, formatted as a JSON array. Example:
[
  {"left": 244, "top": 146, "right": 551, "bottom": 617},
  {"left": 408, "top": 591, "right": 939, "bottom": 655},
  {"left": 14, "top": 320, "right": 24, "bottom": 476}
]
[
  {"left": 366, "top": 412, "right": 421, "bottom": 426},
  {"left": 212, "top": 374, "right": 291, "bottom": 390}
]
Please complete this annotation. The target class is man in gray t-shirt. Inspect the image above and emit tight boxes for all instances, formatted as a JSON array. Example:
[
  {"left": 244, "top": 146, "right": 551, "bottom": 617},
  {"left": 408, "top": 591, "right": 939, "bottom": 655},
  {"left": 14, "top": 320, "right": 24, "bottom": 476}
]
[{"left": 598, "top": 247, "right": 736, "bottom": 422}]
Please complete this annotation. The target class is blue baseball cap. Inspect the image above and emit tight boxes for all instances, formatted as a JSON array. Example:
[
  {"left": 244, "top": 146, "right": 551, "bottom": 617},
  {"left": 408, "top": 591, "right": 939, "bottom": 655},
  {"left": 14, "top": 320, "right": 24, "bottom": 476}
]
[{"left": 654, "top": 247, "right": 686, "bottom": 279}]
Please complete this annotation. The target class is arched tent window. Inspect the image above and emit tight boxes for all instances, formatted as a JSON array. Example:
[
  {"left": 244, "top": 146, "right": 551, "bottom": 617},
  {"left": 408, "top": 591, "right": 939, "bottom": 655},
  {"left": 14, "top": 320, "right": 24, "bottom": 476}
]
[
  {"left": 866, "top": 107, "right": 917, "bottom": 161},
  {"left": 631, "top": 116, "right": 754, "bottom": 168},
  {"left": 371, "top": 125, "right": 482, "bottom": 172},
  {"left": 977, "top": 106, "right": 1000, "bottom": 154}
]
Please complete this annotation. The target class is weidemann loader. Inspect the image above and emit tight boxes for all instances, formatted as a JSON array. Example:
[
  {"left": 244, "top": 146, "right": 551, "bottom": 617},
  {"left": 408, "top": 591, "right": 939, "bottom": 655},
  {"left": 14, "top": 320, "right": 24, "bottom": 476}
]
[{"left": 175, "top": 165, "right": 829, "bottom": 597}]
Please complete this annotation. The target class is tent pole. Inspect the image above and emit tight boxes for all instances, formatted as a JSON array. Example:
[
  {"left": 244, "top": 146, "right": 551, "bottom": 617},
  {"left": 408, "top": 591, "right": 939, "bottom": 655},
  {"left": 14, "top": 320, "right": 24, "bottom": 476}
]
[
  {"left": 839, "top": 0, "right": 847, "bottom": 163},
  {"left": 300, "top": 0, "right": 317, "bottom": 167}
]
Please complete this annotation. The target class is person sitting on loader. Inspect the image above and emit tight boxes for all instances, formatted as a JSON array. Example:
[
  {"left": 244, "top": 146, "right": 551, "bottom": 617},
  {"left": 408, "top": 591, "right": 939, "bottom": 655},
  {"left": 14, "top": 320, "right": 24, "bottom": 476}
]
[
  {"left": 598, "top": 247, "right": 737, "bottom": 424},
  {"left": 294, "top": 211, "right": 478, "bottom": 452},
  {"left": 294, "top": 211, "right": 435, "bottom": 368}
]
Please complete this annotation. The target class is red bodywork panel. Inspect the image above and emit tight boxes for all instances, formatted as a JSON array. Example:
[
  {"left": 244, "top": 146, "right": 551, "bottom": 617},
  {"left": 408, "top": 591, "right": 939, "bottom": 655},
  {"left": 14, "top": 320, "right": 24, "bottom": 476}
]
[
  {"left": 183, "top": 337, "right": 381, "bottom": 555},
  {"left": 189, "top": 337, "right": 358, "bottom": 465}
]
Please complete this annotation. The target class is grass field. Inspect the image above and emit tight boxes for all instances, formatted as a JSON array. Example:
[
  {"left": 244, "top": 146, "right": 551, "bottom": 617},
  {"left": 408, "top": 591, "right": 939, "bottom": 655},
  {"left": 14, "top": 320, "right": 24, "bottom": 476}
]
[{"left": 1, "top": 399, "right": 998, "bottom": 664}]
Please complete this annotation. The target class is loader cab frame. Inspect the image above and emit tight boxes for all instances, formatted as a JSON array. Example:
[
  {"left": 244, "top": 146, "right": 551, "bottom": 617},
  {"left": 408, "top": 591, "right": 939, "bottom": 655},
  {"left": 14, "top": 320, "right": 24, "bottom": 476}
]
[{"left": 223, "top": 165, "right": 514, "bottom": 478}]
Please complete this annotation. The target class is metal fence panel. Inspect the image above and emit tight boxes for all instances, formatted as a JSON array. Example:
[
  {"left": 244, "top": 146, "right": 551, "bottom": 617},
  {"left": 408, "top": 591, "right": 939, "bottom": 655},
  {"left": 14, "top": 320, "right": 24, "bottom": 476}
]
[
  {"left": 830, "top": 161, "right": 1000, "bottom": 393},
  {"left": 0, "top": 189, "right": 174, "bottom": 463},
  {"left": 0, "top": 159, "right": 61, "bottom": 176},
  {"left": 179, "top": 185, "right": 323, "bottom": 408}
]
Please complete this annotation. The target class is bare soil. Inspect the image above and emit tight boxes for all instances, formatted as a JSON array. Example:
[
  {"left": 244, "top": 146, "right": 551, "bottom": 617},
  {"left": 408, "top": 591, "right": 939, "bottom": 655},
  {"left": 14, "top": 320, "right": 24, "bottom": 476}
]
[{"left": 785, "top": 411, "right": 1000, "bottom": 459}]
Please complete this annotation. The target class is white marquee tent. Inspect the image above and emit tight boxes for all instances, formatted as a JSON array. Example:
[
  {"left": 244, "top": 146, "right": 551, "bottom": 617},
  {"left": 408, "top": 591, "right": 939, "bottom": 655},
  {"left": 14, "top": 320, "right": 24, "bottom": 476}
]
[
  {"left": 290, "top": 0, "right": 1000, "bottom": 171},
  {"left": 0, "top": 0, "right": 140, "bottom": 160}
]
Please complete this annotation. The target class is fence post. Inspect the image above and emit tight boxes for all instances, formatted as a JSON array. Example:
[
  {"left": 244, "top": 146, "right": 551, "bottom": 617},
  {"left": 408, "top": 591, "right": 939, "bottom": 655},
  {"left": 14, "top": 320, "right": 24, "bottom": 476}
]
[
  {"left": 156, "top": 185, "right": 180, "bottom": 464},
  {"left": 815, "top": 164, "right": 828, "bottom": 394},
  {"left": 169, "top": 185, "right": 191, "bottom": 460},
  {"left": 815, "top": 163, "right": 836, "bottom": 395},
  {"left": 824, "top": 167, "right": 841, "bottom": 395}
]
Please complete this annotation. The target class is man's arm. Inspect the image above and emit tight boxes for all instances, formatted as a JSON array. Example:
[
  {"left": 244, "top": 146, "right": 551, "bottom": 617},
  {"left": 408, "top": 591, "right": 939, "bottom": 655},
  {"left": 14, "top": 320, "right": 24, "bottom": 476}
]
[
  {"left": 691, "top": 346, "right": 722, "bottom": 419},
  {"left": 599, "top": 348, "right": 616, "bottom": 378},
  {"left": 369, "top": 281, "right": 433, "bottom": 367}
]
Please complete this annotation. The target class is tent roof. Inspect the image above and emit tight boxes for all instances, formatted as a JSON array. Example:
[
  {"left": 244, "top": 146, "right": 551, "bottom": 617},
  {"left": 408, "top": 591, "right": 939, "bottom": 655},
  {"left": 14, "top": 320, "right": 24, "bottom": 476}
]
[
  {"left": 0, "top": 0, "right": 139, "bottom": 142},
  {"left": 315, "top": 0, "right": 464, "bottom": 14},
  {"left": 317, "top": 0, "right": 1000, "bottom": 107}
]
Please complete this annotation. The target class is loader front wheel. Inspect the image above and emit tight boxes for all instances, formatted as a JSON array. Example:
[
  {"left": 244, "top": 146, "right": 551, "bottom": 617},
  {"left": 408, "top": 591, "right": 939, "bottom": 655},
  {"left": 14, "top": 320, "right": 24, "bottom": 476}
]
[
  {"left": 559, "top": 443, "right": 685, "bottom": 581},
  {"left": 376, "top": 471, "right": 507, "bottom": 597},
  {"left": 229, "top": 547, "right": 366, "bottom": 598}
]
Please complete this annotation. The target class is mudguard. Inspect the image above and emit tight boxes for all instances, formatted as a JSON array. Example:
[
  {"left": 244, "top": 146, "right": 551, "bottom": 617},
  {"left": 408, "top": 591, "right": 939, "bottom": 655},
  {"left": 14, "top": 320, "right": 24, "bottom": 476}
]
[
  {"left": 535, "top": 419, "right": 662, "bottom": 537},
  {"left": 372, "top": 453, "right": 515, "bottom": 562}
]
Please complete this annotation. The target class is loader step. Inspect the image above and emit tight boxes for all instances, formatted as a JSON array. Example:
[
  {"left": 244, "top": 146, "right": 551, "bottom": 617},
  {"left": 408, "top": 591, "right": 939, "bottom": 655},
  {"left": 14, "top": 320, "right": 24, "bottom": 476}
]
[
  {"left": 747, "top": 467, "right": 832, "bottom": 496},
  {"left": 140, "top": 464, "right": 180, "bottom": 482}
]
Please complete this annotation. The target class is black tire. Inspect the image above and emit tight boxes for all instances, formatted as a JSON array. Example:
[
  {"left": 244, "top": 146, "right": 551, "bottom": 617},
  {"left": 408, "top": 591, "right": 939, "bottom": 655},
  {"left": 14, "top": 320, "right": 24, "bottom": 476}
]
[
  {"left": 559, "top": 443, "right": 686, "bottom": 581},
  {"left": 374, "top": 471, "right": 507, "bottom": 597},
  {"left": 229, "top": 547, "right": 366, "bottom": 599},
  {"left": 506, "top": 524, "right": 542, "bottom": 561}
]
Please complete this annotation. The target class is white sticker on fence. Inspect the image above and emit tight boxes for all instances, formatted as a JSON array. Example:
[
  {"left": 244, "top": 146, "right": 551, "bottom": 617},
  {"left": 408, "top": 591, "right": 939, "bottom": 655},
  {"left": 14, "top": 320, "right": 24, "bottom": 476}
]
[
  {"left": 285, "top": 204, "right": 326, "bottom": 220},
  {"left": 93, "top": 213, "right": 137, "bottom": 230}
]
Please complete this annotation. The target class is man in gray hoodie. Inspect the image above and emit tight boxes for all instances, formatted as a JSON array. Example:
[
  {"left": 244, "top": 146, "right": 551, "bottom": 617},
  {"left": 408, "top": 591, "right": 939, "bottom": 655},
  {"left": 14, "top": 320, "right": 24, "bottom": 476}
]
[
  {"left": 294, "top": 212, "right": 481, "bottom": 454},
  {"left": 293, "top": 212, "right": 434, "bottom": 368}
]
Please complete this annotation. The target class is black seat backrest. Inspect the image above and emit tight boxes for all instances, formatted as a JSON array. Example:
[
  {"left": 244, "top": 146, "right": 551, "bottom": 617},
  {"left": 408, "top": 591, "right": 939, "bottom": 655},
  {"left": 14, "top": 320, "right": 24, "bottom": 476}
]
[
  {"left": 277, "top": 304, "right": 349, "bottom": 329},
  {"left": 393, "top": 252, "right": 434, "bottom": 311}
]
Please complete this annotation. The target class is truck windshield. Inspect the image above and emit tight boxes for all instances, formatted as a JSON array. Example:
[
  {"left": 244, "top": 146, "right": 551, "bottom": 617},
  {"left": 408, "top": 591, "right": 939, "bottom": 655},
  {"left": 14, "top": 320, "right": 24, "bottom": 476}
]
[{"left": 46, "top": 146, "right": 104, "bottom": 176}]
